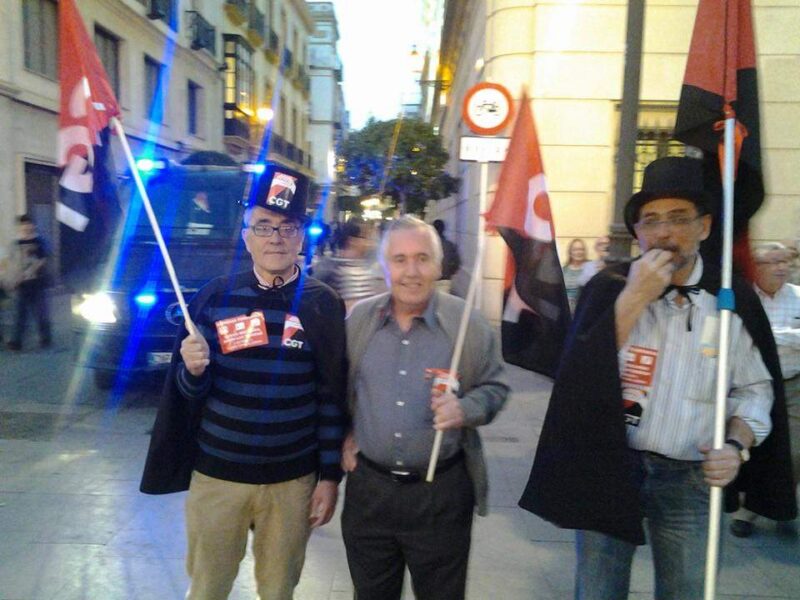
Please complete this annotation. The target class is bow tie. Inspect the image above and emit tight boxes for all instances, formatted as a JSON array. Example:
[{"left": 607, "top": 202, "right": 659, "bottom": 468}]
[
  {"left": 660, "top": 284, "right": 701, "bottom": 300},
  {"left": 660, "top": 285, "right": 701, "bottom": 332}
]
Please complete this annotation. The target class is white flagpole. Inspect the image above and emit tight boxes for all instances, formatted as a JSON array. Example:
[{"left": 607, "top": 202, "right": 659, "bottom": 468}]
[
  {"left": 110, "top": 116, "right": 197, "bottom": 336},
  {"left": 426, "top": 161, "right": 488, "bottom": 482},
  {"left": 703, "top": 112, "right": 737, "bottom": 600}
]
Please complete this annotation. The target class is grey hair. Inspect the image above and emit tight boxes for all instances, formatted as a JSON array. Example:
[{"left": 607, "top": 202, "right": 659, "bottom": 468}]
[
  {"left": 753, "top": 241, "right": 787, "bottom": 262},
  {"left": 378, "top": 215, "right": 443, "bottom": 273}
]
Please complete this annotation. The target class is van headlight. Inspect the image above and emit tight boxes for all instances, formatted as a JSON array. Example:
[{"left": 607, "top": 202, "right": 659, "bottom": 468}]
[{"left": 73, "top": 292, "right": 118, "bottom": 324}]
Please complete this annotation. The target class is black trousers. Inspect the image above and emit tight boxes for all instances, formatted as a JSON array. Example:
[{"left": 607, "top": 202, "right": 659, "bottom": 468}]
[
  {"left": 11, "top": 283, "right": 51, "bottom": 346},
  {"left": 341, "top": 458, "right": 475, "bottom": 600}
]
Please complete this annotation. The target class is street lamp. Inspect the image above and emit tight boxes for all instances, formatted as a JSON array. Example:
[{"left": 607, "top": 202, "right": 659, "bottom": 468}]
[{"left": 256, "top": 106, "right": 274, "bottom": 124}]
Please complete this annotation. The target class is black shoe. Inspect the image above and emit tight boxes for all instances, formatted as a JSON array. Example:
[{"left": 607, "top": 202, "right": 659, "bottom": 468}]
[
  {"left": 776, "top": 520, "right": 798, "bottom": 538},
  {"left": 730, "top": 519, "right": 755, "bottom": 538},
  {"left": 6, "top": 341, "right": 21, "bottom": 351},
  {"left": 40, "top": 339, "right": 52, "bottom": 349}
]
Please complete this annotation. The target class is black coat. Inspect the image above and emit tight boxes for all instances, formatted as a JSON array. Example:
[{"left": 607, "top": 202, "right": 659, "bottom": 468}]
[
  {"left": 519, "top": 261, "right": 797, "bottom": 545},
  {"left": 139, "top": 270, "right": 348, "bottom": 495}
]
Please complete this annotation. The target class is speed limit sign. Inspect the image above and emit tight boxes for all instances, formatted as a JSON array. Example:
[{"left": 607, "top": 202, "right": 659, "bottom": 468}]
[{"left": 462, "top": 82, "right": 514, "bottom": 136}]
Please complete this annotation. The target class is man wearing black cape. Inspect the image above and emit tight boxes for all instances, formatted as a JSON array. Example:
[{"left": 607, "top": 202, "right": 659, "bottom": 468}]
[{"left": 519, "top": 156, "right": 796, "bottom": 600}]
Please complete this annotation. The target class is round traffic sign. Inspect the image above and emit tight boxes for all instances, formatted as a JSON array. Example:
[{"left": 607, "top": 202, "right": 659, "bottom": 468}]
[{"left": 462, "top": 82, "right": 514, "bottom": 136}]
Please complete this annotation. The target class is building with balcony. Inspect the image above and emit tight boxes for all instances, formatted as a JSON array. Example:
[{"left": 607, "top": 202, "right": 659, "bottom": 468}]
[
  {"left": 428, "top": 0, "right": 800, "bottom": 324},
  {"left": 1, "top": 0, "right": 224, "bottom": 283},
  {"left": 219, "top": 0, "right": 315, "bottom": 181},
  {"left": 306, "top": 1, "right": 347, "bottom": 221}
]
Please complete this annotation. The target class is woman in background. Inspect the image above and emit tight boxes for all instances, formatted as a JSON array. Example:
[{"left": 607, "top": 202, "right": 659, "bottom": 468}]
[{"left": 562, "top": 238, "right": 587, "bottom": 314}]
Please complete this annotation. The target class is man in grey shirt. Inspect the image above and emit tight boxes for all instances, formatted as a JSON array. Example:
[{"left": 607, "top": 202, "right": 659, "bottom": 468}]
[{"left": 340, "top": 215, "right": 509, "bottom": 600}]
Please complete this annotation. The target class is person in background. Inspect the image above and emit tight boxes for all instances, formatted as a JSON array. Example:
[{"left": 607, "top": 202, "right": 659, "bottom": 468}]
[
  {"left": 562, "top": 238, "right": 588, "bottom": 314},
  {"left": 577, "top": 235, "right": 610, "bottom": 287},
  {"left": 7, "top": 214, "right": 51, "bottom": 351},
  {"left": 432, "top": 219, "right": 461, "bottom": 293},
  {"left": 730, "top": 241, "right": 800, "bottom": 538},
  {"left": 313, "top": 218, "right": 385, "bottom": 314},
  {"left": 780, "top": 239, "right": 800, "bottom": 286}
]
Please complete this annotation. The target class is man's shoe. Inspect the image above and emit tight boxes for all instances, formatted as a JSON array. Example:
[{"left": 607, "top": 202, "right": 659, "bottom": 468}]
[
  {"left": 6, "top": 341, "right": 21, "bottom": 351},
  {"left": 40, "top": 339, "right": 52, "bottom": 349},
  {"left": 776, "top": 520, "right": 798, "bottom": 538},
  {"left": 730, "top": 519, "right": 755, "bottom": 538}
]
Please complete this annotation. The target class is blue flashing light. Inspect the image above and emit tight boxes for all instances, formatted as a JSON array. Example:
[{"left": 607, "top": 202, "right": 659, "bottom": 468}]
[
  {"left": 243, "top": 163, "right": 266, "bottom": 174},
  {"left": 135, "top": 158, "right": 167, "bottom": 173},
  {"left": 134, "top": 292, "right": 158, "bottom": 307},
  {"left": 307, "top": 223, "right": 324, "bottom": 237}
]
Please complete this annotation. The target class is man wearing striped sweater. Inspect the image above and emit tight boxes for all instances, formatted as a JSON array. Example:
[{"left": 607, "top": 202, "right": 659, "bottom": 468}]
[{"left": 140, "top": 166, "right": 348, "bottom": 600}]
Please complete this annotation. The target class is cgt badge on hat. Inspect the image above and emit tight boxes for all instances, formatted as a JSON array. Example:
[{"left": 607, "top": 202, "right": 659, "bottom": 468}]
[
  {"left": 624, "top": 156, "right": 713, "bottom": 236},
  {"left": 246, "top": 162, "right": 310, "bottom": 222}
]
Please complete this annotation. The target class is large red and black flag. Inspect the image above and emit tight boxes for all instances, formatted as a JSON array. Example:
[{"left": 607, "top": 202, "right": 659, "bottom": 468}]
[
  {"left": 57, "top": 0, "right": 122, "bottom": 289},
  {"left": 484, "top": 92, "right": 570, "bottom": 378},
  {"left": 674, "top": 0, "right": 762, "bottom": 280}
]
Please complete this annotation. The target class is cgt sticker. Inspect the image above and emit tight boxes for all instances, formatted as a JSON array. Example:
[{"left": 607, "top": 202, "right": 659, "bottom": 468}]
[{"left": 282, "top": 313, "right": 306, "bottom": 349}]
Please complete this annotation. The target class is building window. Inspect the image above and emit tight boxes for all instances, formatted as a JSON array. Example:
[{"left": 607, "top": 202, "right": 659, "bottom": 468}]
[
  {"left": 292, "top": 106, "right": 298, "bottom": 145},
  {"left": 94, "top": 26, "right": 121, "bottom": 99},
  {"left": 223, "top": 35, "right": 254, "bottom": 139},
  {"left": 144, "top": 55, "right": 165, "bottom": 122},
  {"left": 632, "top": 105, "right": 685, "bottom": 191},
  {"left": 22, "top": 0, "right": 58, "bottom": 79},
  {"left": 188, "top": 80, "right": 202, "bottom": 136}
]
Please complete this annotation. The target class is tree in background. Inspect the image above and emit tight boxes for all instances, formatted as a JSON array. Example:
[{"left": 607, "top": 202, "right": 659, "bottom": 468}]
[{"left": 338, "top": 117, "right": 458, "bottom": 215}]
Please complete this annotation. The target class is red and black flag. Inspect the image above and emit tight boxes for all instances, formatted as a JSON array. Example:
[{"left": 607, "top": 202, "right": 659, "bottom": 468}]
[
  {"left": 674, "top": 0, "right": 762, "bottom": 280},
  {"left": 57, "top": 0, "right": 122, "bottom": 289},
  {"left": 484, "top": 92, "right": 570, "bottom": 378}
]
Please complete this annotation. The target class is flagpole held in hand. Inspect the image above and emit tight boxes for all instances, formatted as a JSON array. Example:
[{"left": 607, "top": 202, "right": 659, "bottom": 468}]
[
  {"left": 110, "top": 116, "right": 197, "bottom": 337},
  {"left": 426, "top": 198, "right": 486, "bottom": 483}
]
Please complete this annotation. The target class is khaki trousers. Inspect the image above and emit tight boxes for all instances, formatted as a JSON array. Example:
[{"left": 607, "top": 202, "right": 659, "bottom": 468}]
[{"left": 185, "top": 471, "right": 316, "bottom": 600}]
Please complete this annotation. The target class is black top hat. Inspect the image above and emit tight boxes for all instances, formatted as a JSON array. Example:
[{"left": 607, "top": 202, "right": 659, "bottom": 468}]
[
  {"left": 624, "top": 156, "right": 712, "bottom": 236},
  {"left": 247, "top": 163, "right": 310, "bottom": 222}
]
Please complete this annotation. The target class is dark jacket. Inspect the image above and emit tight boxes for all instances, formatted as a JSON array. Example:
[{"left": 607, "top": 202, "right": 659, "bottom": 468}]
[
  {"left": 140, "top": 270, "right": 348, "bottom": 494},
  {"left": 518, "top": 261, "right": 797, "bottom": 545}
]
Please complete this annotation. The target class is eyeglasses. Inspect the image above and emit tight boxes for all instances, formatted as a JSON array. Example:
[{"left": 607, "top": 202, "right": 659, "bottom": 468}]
[
  {"left": 246, "top": 224, "right": 300, "bottom": 238},
  {"left": 634, "top": 215, "right": 701, "bottom": 233},
  {"left": 756, "top": 259, "right": 790, "bottom": 267}
]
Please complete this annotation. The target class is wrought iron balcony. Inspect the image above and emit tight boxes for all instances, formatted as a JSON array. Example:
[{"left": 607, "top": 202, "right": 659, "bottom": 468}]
[
  {"left": 224, "top": 110, "right": 251, "bottom": 140},
  {"left": 224, "top": 0, "right": 248, "bottom": 26},
  {"left": 247, "top": 5, "right": 265, "bottom": 46},
  {"left": 187, "top": 11, "right": 216, "bottom": 55}
]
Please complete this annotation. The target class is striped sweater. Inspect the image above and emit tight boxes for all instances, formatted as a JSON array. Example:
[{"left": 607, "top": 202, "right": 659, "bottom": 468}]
[{"left": 173, "top": 269, "right": 347, "bottom": 484}]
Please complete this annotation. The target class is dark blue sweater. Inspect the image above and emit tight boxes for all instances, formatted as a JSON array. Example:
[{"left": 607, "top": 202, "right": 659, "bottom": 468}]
[{"left": 140, "top": 269, "right": 347, "bottom": 493}]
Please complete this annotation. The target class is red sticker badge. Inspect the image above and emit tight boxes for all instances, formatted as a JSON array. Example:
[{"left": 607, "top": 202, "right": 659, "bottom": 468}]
[
  {"left": 425, "top": 368, "right": 460, "bottom": 394},
  {"left": 215, "top": 312, "right": 268, "bottom": 354},
  {"left": 620, "top": 345, "right": 659, "bottom": 426}
]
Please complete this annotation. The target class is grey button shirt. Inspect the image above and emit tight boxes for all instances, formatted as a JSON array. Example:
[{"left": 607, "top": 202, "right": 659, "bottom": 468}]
[{"left": 353, "top": 296, "right": 462, "bottom": 470}]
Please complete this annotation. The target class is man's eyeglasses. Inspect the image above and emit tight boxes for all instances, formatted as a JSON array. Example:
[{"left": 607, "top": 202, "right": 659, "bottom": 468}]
[
  {"left": 634, "top": 215, "right": 701, "bottom": 233},
  {"left": 246, "top": 224, "right": 301, "bottom": 238},
  {"left": 756, "top": 259, "right": 790, "bottom": 267}
]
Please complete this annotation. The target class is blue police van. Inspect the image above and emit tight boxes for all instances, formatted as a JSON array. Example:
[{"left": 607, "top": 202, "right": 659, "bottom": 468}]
[{"left": 71, "top": 160, "right": 255, "bottom": 389}]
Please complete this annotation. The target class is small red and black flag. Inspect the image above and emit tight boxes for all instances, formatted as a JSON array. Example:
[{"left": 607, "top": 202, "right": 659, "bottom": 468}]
[
  {"left": 674, "top": 0, "right": 762, "bottom": 280},
  {"left": 484, "top": 92, "right": 570, "bottom": 378},
  {"left": 57, "top": 0, "right": 122, "bottom": 288}
]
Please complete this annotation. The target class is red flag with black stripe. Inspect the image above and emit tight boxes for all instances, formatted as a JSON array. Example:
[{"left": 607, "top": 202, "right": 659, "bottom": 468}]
[
  {"left": 484, "top": 92, "right": 570, "bottom": 378},
  {"left": 674, "top": 0, "right": 762, "bottom": 280},
  {"left": 57, "top": 0, "right": 122, "bottom": 289}
]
